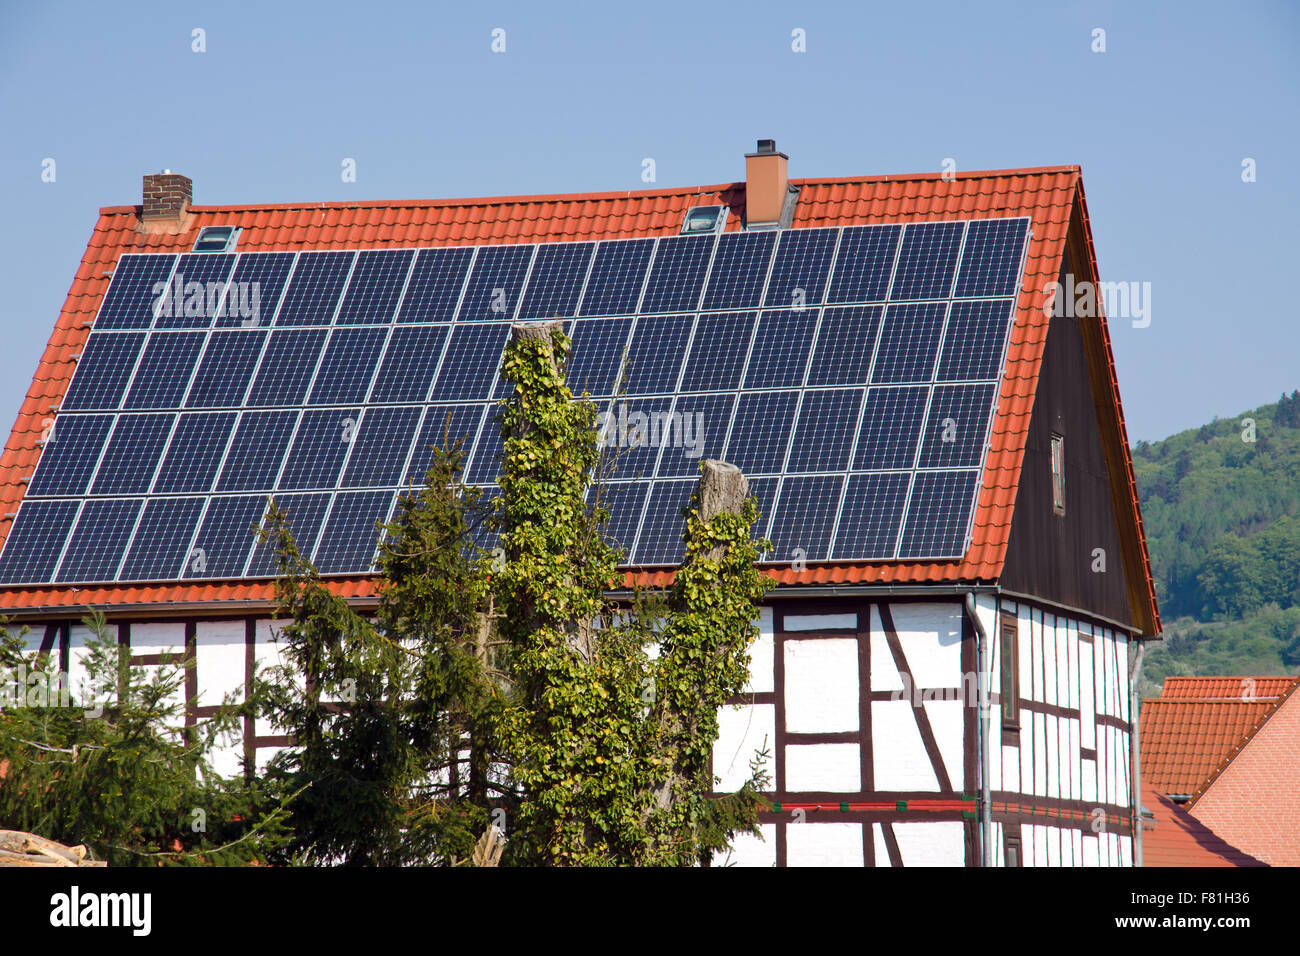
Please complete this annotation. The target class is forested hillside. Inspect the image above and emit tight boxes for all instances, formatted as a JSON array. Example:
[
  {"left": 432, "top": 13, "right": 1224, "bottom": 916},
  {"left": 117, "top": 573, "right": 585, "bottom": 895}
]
[{"left": 1133, "top": 391, "right": 1300, "bottom": 696}]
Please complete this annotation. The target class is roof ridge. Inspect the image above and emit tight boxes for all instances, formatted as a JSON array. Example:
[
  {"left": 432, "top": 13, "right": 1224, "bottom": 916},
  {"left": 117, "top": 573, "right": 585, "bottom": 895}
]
[
  {"left": 94, "top": 165, "right": 1082, "bottom": 218},
  {"left": 1188, "top": 674, "right": 1300, "bottom": 805}
]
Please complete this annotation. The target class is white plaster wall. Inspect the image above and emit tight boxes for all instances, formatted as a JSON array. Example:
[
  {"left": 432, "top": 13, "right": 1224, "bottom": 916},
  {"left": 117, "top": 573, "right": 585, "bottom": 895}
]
[
  {"left": 784, "top": 638, "right": 858, "bottom": 733},
  {"left": 889, "top": 603, "right": 961, "bottom": 689},
  {"left": 784, "top": 743, "right": 860, "bottom": 792},
  {"left": 872, "top": 699, "right": 938, "bottom": 791},
  {"left": 894, "top": 821, "right": 964, "bottom": 866},
  {"left": 786, "top": 822, "right": 863, "bottom": 866},
  {"left": 745, "top": 607, "right": 774, "bottom": 694},
  {"left": 1079, "top": 633, "right": 1095, "bottom": 750},
  {"left": 922, "top": 698, "right": 964, "bottom": 789},
  {"left": 714, "top": 703, "right": 775, "bottom": 793},
  {"left": 1042, "top": 613, "right": 1057, "bottom": 706},
  {"left": 195, "top": 620, "right": 245, "bottom": 707},
  {"left": 784, "top": 612, "right": 856, "bottom": 632},
  {"left": 712, "top": 824, "right": 775, "bottom": 867}
]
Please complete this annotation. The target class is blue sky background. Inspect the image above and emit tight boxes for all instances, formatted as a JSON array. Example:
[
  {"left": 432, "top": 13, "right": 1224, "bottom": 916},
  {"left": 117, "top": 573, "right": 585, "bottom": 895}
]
[{"left": 0, "top": 0, "right": 1295, "bottom": 443}]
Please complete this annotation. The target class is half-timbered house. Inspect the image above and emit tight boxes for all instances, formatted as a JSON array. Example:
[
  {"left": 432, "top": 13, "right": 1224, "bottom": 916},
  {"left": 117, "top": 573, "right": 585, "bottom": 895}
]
[{"left": 0, "top": 143, "right": 1161, "bottom": 866}]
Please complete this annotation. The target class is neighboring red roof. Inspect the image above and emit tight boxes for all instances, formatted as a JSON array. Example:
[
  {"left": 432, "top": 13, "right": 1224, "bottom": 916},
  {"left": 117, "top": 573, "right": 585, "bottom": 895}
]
[
  {"left": 1158, "top": 676, "right": 1296, "bottom": 701},
  {"left": 1139, "top": 782, "right": 1266, "bottom": 867},
  {"left": 0, "top": 166, "right": 1160, "bottom": 629},
  {"left": 1140, "top": 675, "right": 1299, "bottom": 796},
  {"left": 1188, "top": 679, "right": 1300, "bottom": 866}
]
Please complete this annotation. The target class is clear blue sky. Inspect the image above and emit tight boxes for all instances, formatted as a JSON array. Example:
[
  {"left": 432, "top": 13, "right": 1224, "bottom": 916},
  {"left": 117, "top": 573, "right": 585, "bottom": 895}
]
[{"left": 1, "top": 0, "right": 1296, "bottom": 442}]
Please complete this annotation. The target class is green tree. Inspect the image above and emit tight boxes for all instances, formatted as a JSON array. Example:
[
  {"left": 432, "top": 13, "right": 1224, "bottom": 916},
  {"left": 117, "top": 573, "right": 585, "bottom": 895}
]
[
  {"left": 260, "top": 321, "right": 772, "bottom": 866},
  {"left": 0, "top": 611, "right": 292, "bottom": 866}
]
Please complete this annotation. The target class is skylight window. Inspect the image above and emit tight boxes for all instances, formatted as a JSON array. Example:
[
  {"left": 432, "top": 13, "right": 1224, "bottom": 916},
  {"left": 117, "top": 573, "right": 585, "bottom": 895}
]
[
  {"left": 680, "top": 206, "right": 726, "bottom": 235},
  {"left": 193, "top": 225, "right": 240, "bottom": 253}
]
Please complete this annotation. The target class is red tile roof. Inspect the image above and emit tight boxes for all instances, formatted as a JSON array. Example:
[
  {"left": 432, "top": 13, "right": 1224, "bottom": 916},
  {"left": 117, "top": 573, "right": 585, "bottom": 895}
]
[
  {"left": 1140, "top": 675, "right": 1299, "bottom": 796},
  {"left": 0, "top": 166, "right": 1160, "bottom": 630},
  {"left": 1140, "top": 783, "right": 1266, "bottom": 867},
  {"left": 1158, "top": 676, "right": 1296, "bottom": 701},
  {"left": 1188, "top": 679, "right": 1300, "bottom": 866}
]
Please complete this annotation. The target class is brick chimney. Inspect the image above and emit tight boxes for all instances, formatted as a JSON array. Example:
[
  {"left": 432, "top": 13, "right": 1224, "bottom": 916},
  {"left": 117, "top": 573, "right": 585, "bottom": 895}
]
[
  {"left": 744, "top": 140, "right": 791, "bottom": 227},
  {"left": 142, "top": 171, "right": 192, "bottom": 220}
]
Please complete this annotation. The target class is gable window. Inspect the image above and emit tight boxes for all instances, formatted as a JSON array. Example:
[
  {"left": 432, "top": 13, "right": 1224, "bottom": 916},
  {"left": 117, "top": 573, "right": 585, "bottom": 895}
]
[
  {"left": 1000, "top": 612, "right": 1019, "bottom": 731},
  {"left": 1050, "top": 432, "right": 1066, "bottom": 515}
]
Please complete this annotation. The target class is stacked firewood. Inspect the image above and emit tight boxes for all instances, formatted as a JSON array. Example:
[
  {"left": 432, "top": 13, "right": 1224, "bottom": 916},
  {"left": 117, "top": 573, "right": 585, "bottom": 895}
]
[{"left": 0, "top": 830, "right": 106, "bottom": 867}]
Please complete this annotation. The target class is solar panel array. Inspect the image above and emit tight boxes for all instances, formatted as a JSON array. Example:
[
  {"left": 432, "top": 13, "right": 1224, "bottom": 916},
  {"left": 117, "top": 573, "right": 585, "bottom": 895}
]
[{"left": 0, "top": 217, "right": 1029, "bottom": 584}]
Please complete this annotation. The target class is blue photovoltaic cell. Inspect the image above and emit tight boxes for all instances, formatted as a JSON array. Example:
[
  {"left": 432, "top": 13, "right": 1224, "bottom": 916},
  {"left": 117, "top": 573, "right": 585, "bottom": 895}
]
[
  {"left": 118, "top": 497, "right": 206, "bottom": 581},
  {"left": 398, "top": 247, "right": 473, "bottom": 322},
  {"left": 897, "top": 470, "right": 979, "bottom": 559},
  {"left": 184, "top": 330, "right": 265, "bottom": 408},
  {"left": 853, "top": 386, "right": 929, "bottom": 471},
  {"left": 55, "top": 497, "right": 142, "bottom": 583},
  {"left": 654, "top": 393, "right": 735, "bottom": 477},
  {"left": 465, "top": 410, "right": 503, "bottom": 485},
  {"left": 633, "top": 480, "right": 695, "bottom": 565},
  {"left": 518, "top": 242, "right": 593, "bottom": 319},
  {"left": 566, "top": 318, "right": 632, "bottom": 397},
  {"left": 245, "top": 492, "right": 333, "bottom": 577},
  {"left": 89, "top": 414, "right": 174, "bottom": 495},
  {"left": 595, "top": 481, "right": 649, "bottom": 558},
  {"left": 763, "top": 227, "right": 838, "bottom": 309},
  {"left": 622, "top": 314, "right": 692, "bottom": 393},
  {"left": 341, "top": 405, "right": 423, "bottom": 488},
  {"left": 935, "top": 299, "right": 1014, "bottom": 382},
  {"left": 640, "top": 235, "right": 714, "bottom": 313},
  {"left": 826, "top": 225, "right": 900, "bottom": 304},
  {"left": 870, "top": 302, "right": 948, "bottom": 384},
  {"left": 579, "top": 238, "right": 654, "bottom": 316},
  {"left": 765, "top": 475, "right": 844, "bottom": 562},
  {"left": 0, "top": 500, "right": 82, "bottom": 584},
  {"left": 746, "top": 476, "right": 779, "bottom": 547},
  {"left": 313, "top": 490, "right": 395, "bottom": 574},
  {"left": 743, "top": 311, "right": 817, "bottom": 389},
  {"left": 725, "top": 391, "right": 799, "bottom": 475},
  {"left": 916, "top": 383, "right": 997, "bottom": 469},
  {"left": 334, "top": 249, "right": 414, "bottom": 324},
  {"left": 274, "top": 251, "right": 354, "bottom": 325},
  {"left": 153, "top": 254, "right": 236, "bottom": 329},
  {"left": 10, "top": 215, "right": 1030, "bottom": 583},
  {"left": 805, "top": 306, "right": 883, "bottom": 386},
  {"left": 457, "top": 245, "right": 533, "bottom": 321},
  {"left": 152, "top": 412, "right": 238, "bottom": 494},
  {"left": 27, "top": 415, "right": 115, "bottom": 496},
  {"left": 889, "top": 221, "right": 965, "bottom": 301},
  {"left": 278, "top": 407, "right": 362, "bottom": 491},
  {"left": 184, "top": 495, "right": 267, "bottom": 578},
  {"left": 61, "top": 332, "right": 146, "bottom": 411},
  {"left": 368, "top": 324, "right": 449, "bottom": 403},
  {"left": 429, "top": 324, "right": 510, "bottom": 401},
  {"left": 95, "top": 255, "right": 174, "bottom": 330},
  {"left": 954, "top": 218, "right": 1028, "bottom": 298},
  {"left": 599, "top": 398, "right": 671, "bottom": 480},
  {"left": 679, "top": 312, "right": 754, "bottom": 392},
  {"left": 307, "top": 327, "right": 388, "bottom": 404},
  {"left": 785, "top": 388, "right": 864, "bottom": 473},
  {"left": 216, "top": 410, "right": 298, "bottom": 492},
  {"left": 832, "top": 473, "right": 911, "bottom": 560},
  {"left": 246, "top": 328, "right": 328, "bottom": 406},
  {"left": 701, "top": 232, "right": 776, "bottom": 310},
  {"left": 406, "top": 404, "right": 486, "bottom": 484},
  {"left": 122, "top": 332, "right": 205, "bottom": 409},
  {"left": 214, "top": 253, "right": 293, "bottom": 328},
  {"left": 465, "top": 487, "right": 501, "bottom": 552}
]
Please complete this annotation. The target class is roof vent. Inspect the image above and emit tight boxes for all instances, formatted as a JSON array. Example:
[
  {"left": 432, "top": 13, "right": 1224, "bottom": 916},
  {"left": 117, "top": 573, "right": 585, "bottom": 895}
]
[
  {"left": 193, "top": 225, "right": 240, "bottom": 253},
  {"left": 681, "top": 205, "right": 727, "bottom": 236}
]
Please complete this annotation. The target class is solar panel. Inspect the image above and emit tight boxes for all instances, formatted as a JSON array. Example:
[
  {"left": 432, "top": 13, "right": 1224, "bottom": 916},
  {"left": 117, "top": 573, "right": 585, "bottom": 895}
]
[{"left": 3, "top": 216, "right": 1029, "bottom": 584}]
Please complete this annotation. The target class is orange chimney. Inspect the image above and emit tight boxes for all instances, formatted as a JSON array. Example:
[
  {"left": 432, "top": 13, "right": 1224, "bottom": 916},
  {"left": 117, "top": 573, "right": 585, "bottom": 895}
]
[{"left": 744, "top": 139, "right": 790, "bottom": 227}]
